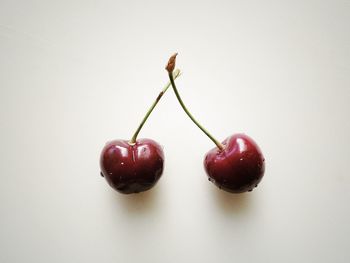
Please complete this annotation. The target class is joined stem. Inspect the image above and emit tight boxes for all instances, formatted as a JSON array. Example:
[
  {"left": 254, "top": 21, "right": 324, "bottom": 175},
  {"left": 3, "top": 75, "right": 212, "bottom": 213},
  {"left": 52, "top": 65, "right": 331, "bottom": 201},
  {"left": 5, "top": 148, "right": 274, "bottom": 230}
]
[
  {"left": 129, "top": 69, "right": 181, "bottom": 144},
  {"left": 166, "top": 55, "right": 224, "bottom": 150}
]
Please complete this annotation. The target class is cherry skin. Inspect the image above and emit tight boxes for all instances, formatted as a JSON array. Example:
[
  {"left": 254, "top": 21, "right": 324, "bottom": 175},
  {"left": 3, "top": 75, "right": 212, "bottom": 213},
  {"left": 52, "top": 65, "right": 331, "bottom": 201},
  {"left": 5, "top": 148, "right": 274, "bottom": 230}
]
[
  {"left": 100, "top": 138, "right": 164, "bottom": 194},
  {"left": 204, "top": 134, "right": 265, "bottom": 193}
]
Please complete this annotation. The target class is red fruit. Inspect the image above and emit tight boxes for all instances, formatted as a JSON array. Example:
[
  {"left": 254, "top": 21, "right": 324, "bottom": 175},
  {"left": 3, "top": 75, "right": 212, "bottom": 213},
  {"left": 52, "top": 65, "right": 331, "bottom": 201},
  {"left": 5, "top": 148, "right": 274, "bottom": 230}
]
[
  {"left": 204, "top": 134, "right": 265, "bottom": 193},
  {"left": 100, "top": 138, "right": 164, "bottom": 194}
]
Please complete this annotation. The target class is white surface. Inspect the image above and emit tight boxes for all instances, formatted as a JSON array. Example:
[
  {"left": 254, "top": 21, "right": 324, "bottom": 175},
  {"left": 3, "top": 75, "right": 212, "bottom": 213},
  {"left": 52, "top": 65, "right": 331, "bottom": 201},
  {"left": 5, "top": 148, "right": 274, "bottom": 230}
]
[{"left": 1, "top": 0, "right": 349, "bottom": 262}]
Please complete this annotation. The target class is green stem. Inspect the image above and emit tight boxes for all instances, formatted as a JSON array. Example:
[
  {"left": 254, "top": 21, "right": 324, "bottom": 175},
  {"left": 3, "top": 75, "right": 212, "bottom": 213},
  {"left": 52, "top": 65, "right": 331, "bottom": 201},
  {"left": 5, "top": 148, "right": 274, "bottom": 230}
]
[
  {"left": 168, "top": 72, "right": 224, "bottom": 150},
  {"left": 129, "top": 69, "right": 181, "bottom": 144}
]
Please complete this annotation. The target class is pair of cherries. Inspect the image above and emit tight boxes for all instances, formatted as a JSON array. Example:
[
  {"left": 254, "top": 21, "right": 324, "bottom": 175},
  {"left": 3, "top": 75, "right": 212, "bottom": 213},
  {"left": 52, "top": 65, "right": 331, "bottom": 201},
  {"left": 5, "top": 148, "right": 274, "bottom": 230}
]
[{"left": 100, "top": 54, "right": 265, "bottom": 194}]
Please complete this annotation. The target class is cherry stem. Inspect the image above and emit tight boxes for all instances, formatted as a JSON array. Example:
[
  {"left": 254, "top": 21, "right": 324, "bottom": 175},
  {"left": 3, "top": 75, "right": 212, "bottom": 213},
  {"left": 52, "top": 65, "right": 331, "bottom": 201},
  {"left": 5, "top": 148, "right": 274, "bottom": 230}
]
[
  {"left": 129, "top": 69, "right": 181, "bottom": 144},
  {"left": 167, "top": 71, "right": 224, "bottom": 150}
]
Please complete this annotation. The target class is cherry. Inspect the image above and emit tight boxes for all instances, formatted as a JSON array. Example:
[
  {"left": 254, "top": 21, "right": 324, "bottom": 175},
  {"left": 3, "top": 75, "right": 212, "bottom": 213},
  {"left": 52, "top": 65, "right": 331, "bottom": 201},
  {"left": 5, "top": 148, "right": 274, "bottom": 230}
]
[
  {"left": 204, "top": 134, "right": 265, "bottom": 193},
  {"left": 166, "top": 54, "right": 265, "bottom": 193},
  {"left": 100, "top": 139, "right": 164, "bottom": 194},
  {"left": 100, "top": 69, "right": 181, "bottom": 194}
]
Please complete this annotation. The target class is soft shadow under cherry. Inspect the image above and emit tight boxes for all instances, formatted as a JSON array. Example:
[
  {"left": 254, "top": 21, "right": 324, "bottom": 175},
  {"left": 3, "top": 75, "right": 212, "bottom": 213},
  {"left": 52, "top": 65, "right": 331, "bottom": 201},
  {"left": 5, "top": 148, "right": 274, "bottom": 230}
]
[
  {"left": 109, "top": 185, "right": 160, "bottom": 214},
  {"left": 212, "top": 187, "right": 253, "bottom": 215}
]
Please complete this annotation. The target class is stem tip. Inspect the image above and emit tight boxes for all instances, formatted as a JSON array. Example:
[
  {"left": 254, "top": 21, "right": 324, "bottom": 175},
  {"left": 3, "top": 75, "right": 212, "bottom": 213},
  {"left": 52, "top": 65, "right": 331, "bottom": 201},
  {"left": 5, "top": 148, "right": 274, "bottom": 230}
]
[{"left": 166, "top": 53, "right": 178, "bottom": 73}]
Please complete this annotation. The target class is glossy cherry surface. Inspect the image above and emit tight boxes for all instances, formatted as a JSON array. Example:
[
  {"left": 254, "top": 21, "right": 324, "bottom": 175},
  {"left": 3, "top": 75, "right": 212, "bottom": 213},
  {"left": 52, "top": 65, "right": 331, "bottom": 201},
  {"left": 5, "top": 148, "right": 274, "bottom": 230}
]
[
  {"left": 204, "top": 134, "right": 265, "bottom": 193},
  {"left": 100, "top": 138, "right": 164, "bottom": 194}
]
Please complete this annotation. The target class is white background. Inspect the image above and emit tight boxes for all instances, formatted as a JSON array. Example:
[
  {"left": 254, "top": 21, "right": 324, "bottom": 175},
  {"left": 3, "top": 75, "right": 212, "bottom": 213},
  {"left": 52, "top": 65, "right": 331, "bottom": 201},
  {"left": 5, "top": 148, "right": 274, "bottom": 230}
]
[{"left": 1, "top": 0, "right": 349, "bottom": 262}]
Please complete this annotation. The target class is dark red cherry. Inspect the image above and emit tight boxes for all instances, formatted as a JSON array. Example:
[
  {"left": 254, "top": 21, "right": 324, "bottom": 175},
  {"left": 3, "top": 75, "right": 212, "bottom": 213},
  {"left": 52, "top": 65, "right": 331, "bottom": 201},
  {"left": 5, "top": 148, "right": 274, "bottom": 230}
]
[
  {"left": 100, "top": 138, "right": 164, "bottom": 194},
  {"left": 204, "top": 134, "right": 265, "bottom": 193}
]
